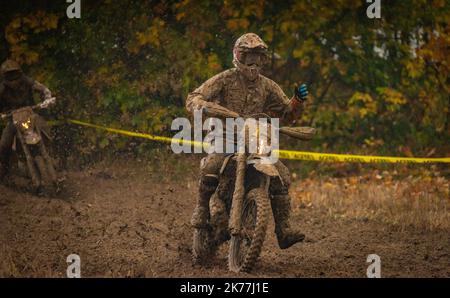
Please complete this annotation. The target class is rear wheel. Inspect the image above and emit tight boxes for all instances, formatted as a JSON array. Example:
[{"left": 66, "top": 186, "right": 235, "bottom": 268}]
[{"left": 228, "top": 187, "right": 270, "bottom": 272}]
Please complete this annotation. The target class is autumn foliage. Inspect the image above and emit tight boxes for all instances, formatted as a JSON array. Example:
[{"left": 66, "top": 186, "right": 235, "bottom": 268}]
[{"left": 0, "top": 0, "right": 449, "bottom": 158}]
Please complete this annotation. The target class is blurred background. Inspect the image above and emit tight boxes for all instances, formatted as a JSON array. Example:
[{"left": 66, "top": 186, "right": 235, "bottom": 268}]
[{"left": 1, "top": 0, "right": 449, "bottom": 163}]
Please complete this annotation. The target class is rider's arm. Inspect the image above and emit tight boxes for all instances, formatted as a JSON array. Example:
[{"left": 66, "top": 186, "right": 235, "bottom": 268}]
[
  {"left": 31, "top": 79, "right": 52, "bottom": 101},
  {"left": 186, "top": 71, "right": 226, "bottom": 114},
  {"left": 264, "top": 78, "right": 304, "bottom": 125},
  {"left": 24, "top": 76, "right": 52, "bottom": 102}
]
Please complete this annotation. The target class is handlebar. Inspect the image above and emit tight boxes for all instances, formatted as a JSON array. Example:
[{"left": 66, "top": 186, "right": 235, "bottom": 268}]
[
  {"left": 201, "top": 102, "right": 316, "bottom": 141},
  {"left": 0, "top": 97, "right": 56, "bottom": 120}
]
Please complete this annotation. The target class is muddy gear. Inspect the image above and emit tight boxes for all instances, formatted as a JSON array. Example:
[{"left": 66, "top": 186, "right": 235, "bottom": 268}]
[
  {"left": 268, "top": 167, "right": 304, "bottom": 249},
  {"left": 0, "top": 77, "right": 52, "bottom": 112},
  {"left": 233, "top": 33, "right": 268, "bottom": 66},
  {"left": 191, "top": 156, "right": 221, "bottom": 228},
  {"left": 209, "top": 192, "right": 229, "bottom": 242},
  {"left": 232, "top": 55, "right": 261, "bottom": 82},
  {"left": 1, "top": 60, "right": 23, "bottom": 89},
  {"left": 187, "top": 68, "right": 303, "bottom": 123},
  {"left": 234, "top": 33, "right": 268, "bottom": 52},
  {"left": 295, "top": 84, "right": 309, "bottom": 101},
  {"left": 191, "top": 173, "right": 219, "bottom": 228},
  {"left": 186, "top": 33, "right": 303, "bottom": 122},
  {"left": 190, "top": 197, "right": 210, "bottom": 228},
  {"left": 270, "top": 193, "right": 305, "bottom": 249},
  {"left": 1, "top": 60, "right": 21, "bottom": 76},
  {"left": 233, "top": 33, "right": 268, "bottom": 82}
]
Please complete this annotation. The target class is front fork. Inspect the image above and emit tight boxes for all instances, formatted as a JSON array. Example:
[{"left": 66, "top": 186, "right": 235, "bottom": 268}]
[
  {"left": 15, "top": 129, "right": 40, "bottom": 188},
  {"left": 38, "top": 135, "right": 57, "bottom": 182},
  {"left": 229, "top": 153, "right": 247, "bottom": 236},
  {"left": 228, "top": 153, "right": 271, "bottom": 236}
]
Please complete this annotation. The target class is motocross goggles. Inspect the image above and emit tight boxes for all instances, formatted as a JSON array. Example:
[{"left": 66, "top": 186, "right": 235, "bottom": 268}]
[
  {"left": 4, "top": 70, "right": 22, "bottom": 81},
  {"left": 235, "top": 47, "right": 269, "bottom": 66}
]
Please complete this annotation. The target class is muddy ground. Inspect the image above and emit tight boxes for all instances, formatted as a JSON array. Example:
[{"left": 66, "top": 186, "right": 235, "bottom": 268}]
[{"left": 0, "top": 157, "right": 449, "bottom": 277}]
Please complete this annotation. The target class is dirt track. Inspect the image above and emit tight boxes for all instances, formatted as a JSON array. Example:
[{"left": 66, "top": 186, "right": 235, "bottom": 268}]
[{"left": 0, "top": 158, "right": 449, "bottom": 277}]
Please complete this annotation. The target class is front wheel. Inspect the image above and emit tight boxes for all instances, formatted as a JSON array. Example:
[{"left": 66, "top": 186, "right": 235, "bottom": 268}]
[
  {"left": 35, "top": 156, "right": 49, "bottom": 184},
  {"left": 228, "top": 187, "right": 270, "bottom": 272},
  {"left": 35, "top": 155, "right": 59, "bottom": 196}
]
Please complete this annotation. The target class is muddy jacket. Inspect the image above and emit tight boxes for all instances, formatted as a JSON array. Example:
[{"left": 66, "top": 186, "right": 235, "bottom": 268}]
[
  {"left": 0, "top": 75, "right": 51, "bottom": 113},
  {"left": 186, "top": 68, "right": 303, "bottom": 125}
]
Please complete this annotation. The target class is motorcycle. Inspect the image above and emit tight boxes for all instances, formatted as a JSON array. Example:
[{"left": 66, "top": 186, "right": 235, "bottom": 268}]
[
  {"left": 0, "top": 98, "right": 60, "bottom": 194},
  {"left": 192, "top": 103, "right": 316, "bottom": 272}
]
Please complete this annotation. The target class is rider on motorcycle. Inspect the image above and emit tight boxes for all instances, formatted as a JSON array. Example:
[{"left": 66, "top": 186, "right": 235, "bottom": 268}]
[
  {"left": 0, "top": 59, "right": 55, "bottom": 180},
  {"left": 186, "top": 33, "right": 309, "bottom": 249}
]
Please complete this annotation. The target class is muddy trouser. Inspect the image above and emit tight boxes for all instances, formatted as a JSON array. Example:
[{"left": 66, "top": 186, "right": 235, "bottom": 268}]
[
  {"left": 0, "top": 122, "right": 16, "bottom": 179},
  {"left": 193, "top": 153, "right": 302, "bottom": 248}
]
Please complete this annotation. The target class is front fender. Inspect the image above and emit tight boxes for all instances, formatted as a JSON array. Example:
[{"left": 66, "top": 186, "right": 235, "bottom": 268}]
[{"left": 249, "top": 158, "right": 280, "bottom": 177}]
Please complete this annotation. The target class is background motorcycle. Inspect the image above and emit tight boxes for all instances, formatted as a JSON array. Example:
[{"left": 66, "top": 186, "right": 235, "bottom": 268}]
[{"left": 0, "top": 98, "right": 60, "bottom": 194}]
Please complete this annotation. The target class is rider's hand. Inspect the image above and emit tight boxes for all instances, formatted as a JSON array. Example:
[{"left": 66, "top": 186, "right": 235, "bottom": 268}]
[
  {"left": 294, "top": 84, "right": 308, "bottom": 101},
  {"left": 40, "top": 97, "right": 56, "bottom": 109},
  {"left": 0, "top": 114, "right": 6, "bottom": 120},
  {"left": 193, "top": 98, "right": 209, "bottom": 111}
]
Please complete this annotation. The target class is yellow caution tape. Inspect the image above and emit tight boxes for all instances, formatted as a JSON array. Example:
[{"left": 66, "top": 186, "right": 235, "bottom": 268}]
[
  {"left": 276, "top": 150, "right": 450, "bottom": 163},
  {"left": 68, "top": 119, "right": 450, "bottom": 164},
  {"left": 68, "top": 119, "right": 204, "bottom": 148}
]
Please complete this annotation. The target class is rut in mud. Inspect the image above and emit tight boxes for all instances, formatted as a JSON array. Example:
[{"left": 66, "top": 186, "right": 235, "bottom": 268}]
[{"left": 0, "top": 157, "right": 449, "bottom": 277}]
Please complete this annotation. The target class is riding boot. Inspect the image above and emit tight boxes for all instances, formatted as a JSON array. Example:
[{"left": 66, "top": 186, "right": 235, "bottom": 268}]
[
  {"left": 270, "top": 193, "right": 305, "bottom": 249},
  {"left": 210, "top": 193, "right": 230, "bottom": 244},
  {"left": 191, "top": 174, "right": 218, "bottom": 229}
]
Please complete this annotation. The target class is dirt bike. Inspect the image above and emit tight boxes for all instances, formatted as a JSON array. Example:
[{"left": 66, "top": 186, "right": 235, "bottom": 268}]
[
  {"left": 192, "top": 103, "right": 316, "bottom": 272},
  {"left": 0, "top": 98, "right": 60, "bottom": 194}
]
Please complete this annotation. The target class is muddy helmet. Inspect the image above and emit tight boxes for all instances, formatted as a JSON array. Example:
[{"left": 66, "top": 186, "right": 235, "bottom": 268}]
[
  {"left": 1, "top": 59, "right": 24, "bottom": 89},
  {"left": 234, "top": 33, "right": 268, "bottom": 52},
  {"left": 233, "top": 33, "right": 268, "bottom": 81},
  {"left": 1, "top": 59, "right": 21, "bottom": 75},
  {"left": 1, "top": 59, "right": 23, "bottom": 84}
]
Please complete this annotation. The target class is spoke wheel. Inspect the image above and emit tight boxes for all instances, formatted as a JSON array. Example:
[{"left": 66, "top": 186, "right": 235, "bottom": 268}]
[{"left": 228, "top": 188, "right": 269, "bottom": 272}]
